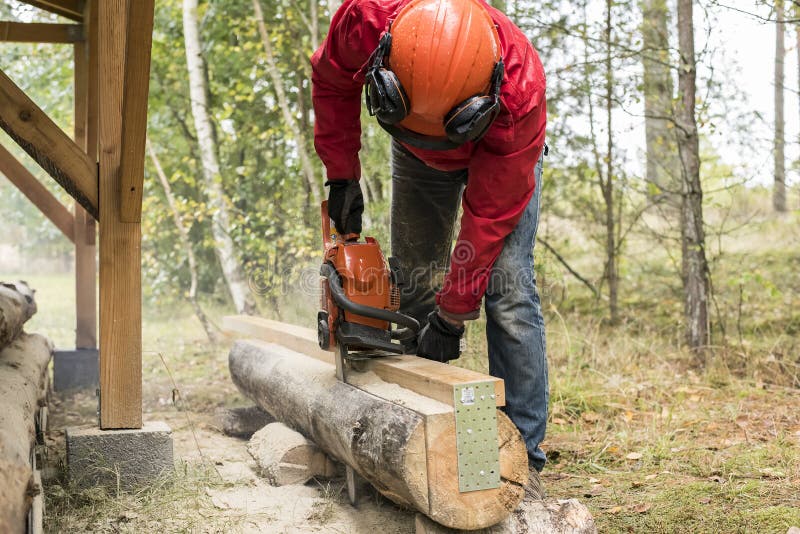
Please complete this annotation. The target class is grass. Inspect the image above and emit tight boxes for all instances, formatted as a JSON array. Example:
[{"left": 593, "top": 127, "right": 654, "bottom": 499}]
[{"left": 44, "top": 460, "right": 248, "bottom": 533}]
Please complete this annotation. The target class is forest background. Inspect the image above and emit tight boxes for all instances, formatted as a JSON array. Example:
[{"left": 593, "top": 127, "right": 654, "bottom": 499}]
[{"left": 0, "top": 0, "right": 799, "bottom": 531}]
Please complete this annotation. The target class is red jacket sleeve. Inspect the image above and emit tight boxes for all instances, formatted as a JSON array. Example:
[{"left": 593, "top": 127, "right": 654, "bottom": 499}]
[
  {"left": 436, "top": 73, "right": 546, "bottom": 317},
  {"left": 310, "top": 1, "right": 389, "bottom": 181}
]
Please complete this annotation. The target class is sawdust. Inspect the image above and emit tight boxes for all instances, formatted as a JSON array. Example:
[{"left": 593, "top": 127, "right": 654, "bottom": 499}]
[{"left": 168, "top": 411, "right": 416, "bottom": 533}]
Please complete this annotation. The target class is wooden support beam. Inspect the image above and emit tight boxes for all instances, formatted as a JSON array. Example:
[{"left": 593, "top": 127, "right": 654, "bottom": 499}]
[
  {"left": 222, "top": 315, "right": 506, "bottom": 407},
  {"left": 118, "top": 0, "right": 155, "bottom": 222},
  {"left": 98, "top": 0, "right": 142, "bottom": 429},
  {"left": 0, "top": 67, "right": 98, "bottom": 218},
  {"left": 0, "top": 22, "right": 83, "bottom": 43},
  {"left": 74, "top": 28, "right": 96, "bottom": 349},
  {"left": 0, "top": 143, "right": 75, "bottom": 242},
  {"left": 17, "top": 0, "right": 83, "bottom": 22}
]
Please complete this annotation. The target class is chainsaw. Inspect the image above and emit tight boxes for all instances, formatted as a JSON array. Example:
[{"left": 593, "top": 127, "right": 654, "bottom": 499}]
[{"left": 317, "top": 201, "right": 420, "bottom": 381}]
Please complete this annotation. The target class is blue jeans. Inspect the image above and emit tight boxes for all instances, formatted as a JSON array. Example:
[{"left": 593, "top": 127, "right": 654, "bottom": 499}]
[{"left": 390, "top": 141, "right": 548, "bottom": 471}]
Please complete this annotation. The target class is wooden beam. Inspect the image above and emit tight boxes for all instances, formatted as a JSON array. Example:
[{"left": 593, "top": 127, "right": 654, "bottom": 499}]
[
  {"left": 118, "top": 0, "right": 155, "bottom": 222},
  {"left": 98, "top": 0, "right": 142, "bottom": 429},
  {"left": 222, "top": 315, "right": 506, "bottom": 407},
  {"left": 0, "top": 143, "right": 75, "bottom": 242},
  {"left": 74, "top": 24, "right": 96, "bottom": 349},
  {"left": 0, "top": 67, "right": 98, "bottom": 218},
  {"left": 0, "top": 22, "right": 82, "bottom": 43},
  {"left": 17, "top": 0, "right": 83, "bottom": 22}
]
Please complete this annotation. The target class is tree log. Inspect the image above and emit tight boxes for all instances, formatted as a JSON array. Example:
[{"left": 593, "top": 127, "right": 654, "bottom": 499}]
[
  {"left": 0, "top": 333, "right": 53, "bottom": 534},
  {"left": 415, "top": 498, "right": 597, "bottom": 533},
  {"left": 229, "top": 339, "right": 527, "bottom": 530},
  {"left": 0, "top": 281, "right": 37, "bottom": 351},
  {"left": 248, "top": 422, "right": 339, "bottom": 485}
]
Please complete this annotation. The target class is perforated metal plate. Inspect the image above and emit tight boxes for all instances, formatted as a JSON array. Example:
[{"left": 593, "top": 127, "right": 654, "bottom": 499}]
[{"left": 453, "top": 381, "right": 500, "bottom": 492}]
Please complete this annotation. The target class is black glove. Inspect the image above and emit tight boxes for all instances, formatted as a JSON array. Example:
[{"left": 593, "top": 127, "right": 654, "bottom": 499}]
[
  {"left": 326, "top": 179, "right": 364, "bottom": 235},
  {"left": 416, "top": 311, "right": 464, "bottom": 363}
]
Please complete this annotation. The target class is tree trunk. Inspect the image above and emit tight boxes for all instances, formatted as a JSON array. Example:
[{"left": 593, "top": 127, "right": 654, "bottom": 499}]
[
  {"left": 309, "top": 0, "right": 319, "bottom": 51},
  {"left": 641, "top": 0, "right": 679, "bottom": 201},
  {"left": 0, "top": 333, "right": 52, "bottom": 534},
  {"left": 252, "top": 0, "right": 322, "bottom": 207},
  {"left": 415, "top": 498, "right": 597, "bottom": 534},
  {"left": 182, "top": 0, "right": 257, "bottom": 315},
  {"left": 0, "top": 281, "right": 36, "bottom": 351},
  {"left": 603, "top": 0, "right": 619, "bottom": 324},
  {"left": 229, "top": 339, "right": 528, "bottom": 530},
  {"left": 774, "top": 0, "right": 786, "bottom": 212},
  {"left": 676, "top": 0, "right": 710, "bottom": 354},
  {"left": 147, "top": 140, "right": 219, "bottom": 342}
]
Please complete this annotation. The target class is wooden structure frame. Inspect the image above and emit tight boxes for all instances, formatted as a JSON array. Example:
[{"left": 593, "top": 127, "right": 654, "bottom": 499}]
[{"left": 0, "top": 0, "right": 155, "bottom": 429}]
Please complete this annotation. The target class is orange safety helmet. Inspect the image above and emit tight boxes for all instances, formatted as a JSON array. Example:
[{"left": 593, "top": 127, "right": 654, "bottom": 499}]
[{"left": 364, "top": 0, "right": 504, "bottom": 149}]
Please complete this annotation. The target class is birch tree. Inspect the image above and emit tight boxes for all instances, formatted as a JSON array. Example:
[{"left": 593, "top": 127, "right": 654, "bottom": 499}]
[
  {"left": 147, "top": 139, "right": 218, "bottom": 342},
  {"left": 183, "top": 0, "right": 256, "bottom": 314}
]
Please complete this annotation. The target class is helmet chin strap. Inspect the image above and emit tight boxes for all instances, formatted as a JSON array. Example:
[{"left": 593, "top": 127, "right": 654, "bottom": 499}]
[{"left": 376, "top": 119, "right": 462, "bottom": 151}]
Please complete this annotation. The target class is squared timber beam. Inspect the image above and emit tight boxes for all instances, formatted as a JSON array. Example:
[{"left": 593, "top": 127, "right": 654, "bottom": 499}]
[
  {"left": 0, "top": 22, "right": 83, "bottom": 43},
  {"left": 118, "top": 0, "right": 155, "bottom": 223},
  {"left": 0, "top": 143, "right": 75, "bottom": 242},
  {"left": 17, "top": 0, "right": 83, "bottom": 22},
  {"left": 0, "top": 67, "right": 98, "bottom": 218},
  {"left": 222, "top": 315, "right": 506, "bottom": 407},
  {"left": 98, "top": 0, "right": 142, "bottom": 429},
  {"left": 74, "top": 26, "right": 97, "bottom": 349}
]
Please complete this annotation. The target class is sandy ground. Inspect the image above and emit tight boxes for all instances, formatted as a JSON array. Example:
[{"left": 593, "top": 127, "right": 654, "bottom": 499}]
[{"left": 47, "top": 392, "right": 417, "bottom": 533}]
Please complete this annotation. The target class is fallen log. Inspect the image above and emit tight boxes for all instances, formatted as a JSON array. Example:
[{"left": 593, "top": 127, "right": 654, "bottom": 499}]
[
  {"left": 248, "top": 422, "right": 339, "bottom": 485},
  {"left": 0, "top": 333, "right": 53, "bottom": 534},
  {"left": 0, "top": 281, "right": 37, "bottom": 350},
  {"left": 415, "top": 498, "right": 598, "bottom": 533},
  {"left": 229, "top": 339, "right": 527, "bottom": 530},
  {"left": 223, "top": 315, "right": 505, "bottom": 407}
]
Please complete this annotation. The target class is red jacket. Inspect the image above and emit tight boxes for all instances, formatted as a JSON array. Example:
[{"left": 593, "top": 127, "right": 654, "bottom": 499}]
[{"left": 311, "top": 0, "right": 546, "bottom": 318}]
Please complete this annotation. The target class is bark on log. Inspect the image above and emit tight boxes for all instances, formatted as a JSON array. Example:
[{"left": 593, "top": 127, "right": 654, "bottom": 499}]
[
  {"left": 248, "top": 422, "right": 339, "bottom": 485},
  {"left": 415, "top": 498, "right": 597, "bottom": 533},
  {"left": 229, "top": 339, "right": 527, "bottom": 530},
  {"left": 0, "top": 281, "right": 37, "bottom": 350},
  {"left": 0, "top": 333, "right": 53, "bottom": 534}
]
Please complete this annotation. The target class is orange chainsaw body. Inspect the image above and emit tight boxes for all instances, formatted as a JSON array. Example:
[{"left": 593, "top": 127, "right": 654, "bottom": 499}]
[{"left": 318, "top": 202, "right": 400, "bottom": 352}]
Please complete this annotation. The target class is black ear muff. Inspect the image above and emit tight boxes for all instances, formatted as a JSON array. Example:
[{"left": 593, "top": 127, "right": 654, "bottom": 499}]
[
  {"left": 443, "top": 59, "right": 505, "bottom": 145},
  {"left": 365, "top": 68, "right": 410, "bottom": 124},
  {"left": 444, "top": 95, "right": 499, "bottom": 145},
  {"left": 365, "top": 32, "right": 410, "bottom": 125}
]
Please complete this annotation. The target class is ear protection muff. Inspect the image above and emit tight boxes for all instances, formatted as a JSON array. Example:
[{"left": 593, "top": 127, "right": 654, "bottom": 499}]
[
  {"left": 365, "top": 33, "right": 410, "bottom": 125},
  {"left": 365, "top": 31, "right": 504, "bottom": 150},
  {"left": 443, "top": 60, "right": 504, "bottom": 145}
]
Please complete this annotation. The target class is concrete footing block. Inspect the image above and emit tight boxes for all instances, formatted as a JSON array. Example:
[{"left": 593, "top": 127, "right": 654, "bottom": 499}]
[
  {"left": 66, "top": 421, "right": 174, "bottom": 490},
  {"left": 53, "top": 349, "right": 99, "bottom": 392}
]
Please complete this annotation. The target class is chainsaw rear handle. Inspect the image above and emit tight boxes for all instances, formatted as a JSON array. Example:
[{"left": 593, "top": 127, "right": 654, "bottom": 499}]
[{"left": 321, "top": 263, "right": 421, "bottom": 334}]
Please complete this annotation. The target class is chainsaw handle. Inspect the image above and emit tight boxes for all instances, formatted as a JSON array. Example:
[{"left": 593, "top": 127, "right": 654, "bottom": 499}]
[
  {"left": 321, "top": 201, "right": 359, "bottom": 246},
  {"left": 321, "top": 263, "right": 421, "bottom": 334}
]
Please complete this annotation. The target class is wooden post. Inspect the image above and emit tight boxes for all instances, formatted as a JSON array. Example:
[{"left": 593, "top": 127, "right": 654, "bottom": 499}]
[
  {"left": 118, "top": 0, "right": 155, "bottom": 223},
  {"left": 97, "top": 0, "right": 142, "bottom": 429},
  {"left": 74, "top": 32, "right": 97, "bottom": 350}
]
